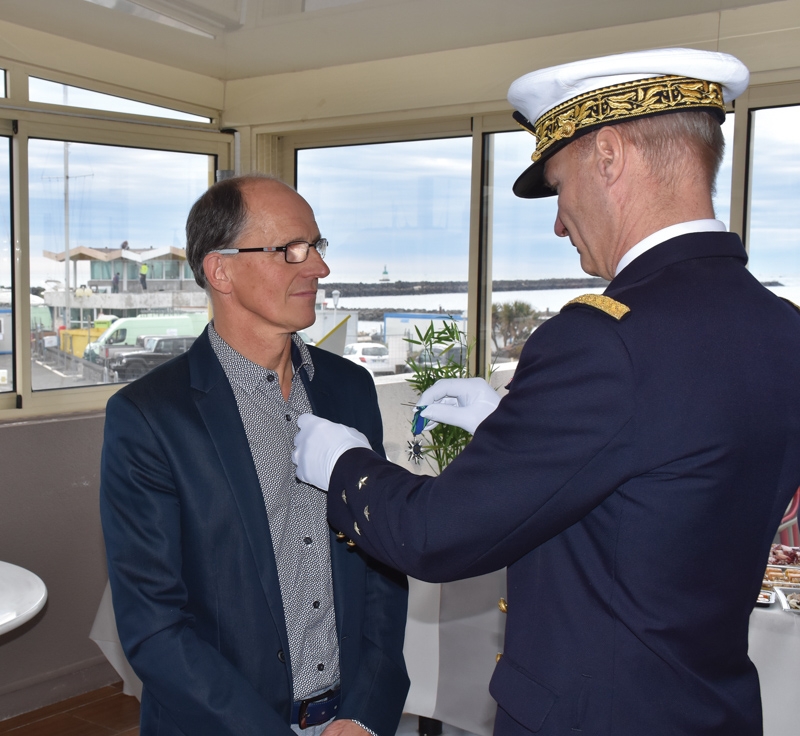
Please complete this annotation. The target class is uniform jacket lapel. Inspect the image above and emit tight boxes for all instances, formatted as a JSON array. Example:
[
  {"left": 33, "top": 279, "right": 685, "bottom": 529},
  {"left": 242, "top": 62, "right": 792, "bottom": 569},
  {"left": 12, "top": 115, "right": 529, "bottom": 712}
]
[{"left": 607, "top": 231, "right": 748, "bottom": 295}]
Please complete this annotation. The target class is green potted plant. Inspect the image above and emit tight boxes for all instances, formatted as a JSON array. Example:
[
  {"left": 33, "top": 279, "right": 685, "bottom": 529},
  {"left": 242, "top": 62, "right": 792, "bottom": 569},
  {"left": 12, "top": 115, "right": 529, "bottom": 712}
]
[{"left": 404, "top": 318, "right": 478, "bottom": 472}]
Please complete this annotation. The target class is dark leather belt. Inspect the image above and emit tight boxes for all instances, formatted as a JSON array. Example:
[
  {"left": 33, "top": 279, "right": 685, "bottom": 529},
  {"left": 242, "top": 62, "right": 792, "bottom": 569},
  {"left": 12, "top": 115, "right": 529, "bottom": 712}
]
[{"left": 291, "top": 686, "right": 341, "bottom": 729}]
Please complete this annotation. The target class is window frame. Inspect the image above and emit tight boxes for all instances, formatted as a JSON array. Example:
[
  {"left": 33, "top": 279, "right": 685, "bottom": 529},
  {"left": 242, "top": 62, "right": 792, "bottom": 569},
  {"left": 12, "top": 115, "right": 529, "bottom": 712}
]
[
  {"left": 279, "top": 117, "right": 487, "bottom": 373},
  {"left": 0, "top": 69, "right": 232, "bottom": 419}
]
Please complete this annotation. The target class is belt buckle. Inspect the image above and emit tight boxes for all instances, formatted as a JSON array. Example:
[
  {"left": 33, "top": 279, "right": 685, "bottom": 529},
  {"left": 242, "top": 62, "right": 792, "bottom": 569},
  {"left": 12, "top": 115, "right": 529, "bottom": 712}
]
[
  {"left": 298, "top": 700, "right": 310, "bottom": 730},
  {"left": 297, "top": 687, "right": 339, "bottom": 730}
]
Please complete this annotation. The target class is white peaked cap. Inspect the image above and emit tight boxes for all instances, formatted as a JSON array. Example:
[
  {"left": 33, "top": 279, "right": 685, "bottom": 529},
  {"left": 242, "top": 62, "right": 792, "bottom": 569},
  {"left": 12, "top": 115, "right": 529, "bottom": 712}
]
[{"left": 506, "top": 47, "right": 750, "bottom": 198}]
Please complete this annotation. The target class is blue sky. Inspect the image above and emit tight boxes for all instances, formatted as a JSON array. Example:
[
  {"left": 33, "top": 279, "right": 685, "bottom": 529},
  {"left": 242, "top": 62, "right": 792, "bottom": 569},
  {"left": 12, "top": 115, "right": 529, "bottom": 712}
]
[
  {"left": 297, "top": 138, "right": 472, "bottom": 283},
  {"left": 25, "top": 140, "right": 210, "bottom": 288},
  {"left": 747, "top": 106, "right": 800, "bottom": 282}
]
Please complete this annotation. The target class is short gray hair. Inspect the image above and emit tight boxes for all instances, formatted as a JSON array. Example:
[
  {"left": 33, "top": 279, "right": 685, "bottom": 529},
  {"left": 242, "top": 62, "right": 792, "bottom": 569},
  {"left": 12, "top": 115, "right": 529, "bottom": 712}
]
[
  {"left": 185, "top": 173, "right": 286, "bottom": 289},
  {"left": 573, "top": 110, "right": 726, "bottom": 195}
]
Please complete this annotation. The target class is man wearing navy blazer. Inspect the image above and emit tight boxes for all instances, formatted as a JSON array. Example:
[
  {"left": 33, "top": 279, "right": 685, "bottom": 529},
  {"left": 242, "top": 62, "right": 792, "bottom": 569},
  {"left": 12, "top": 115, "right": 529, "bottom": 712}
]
[
  {"left": 101, "top": 175, "right": 409, "bottom": 736},
  {"left": 293, "top": 49, "right": 800, "bottom": 735}
]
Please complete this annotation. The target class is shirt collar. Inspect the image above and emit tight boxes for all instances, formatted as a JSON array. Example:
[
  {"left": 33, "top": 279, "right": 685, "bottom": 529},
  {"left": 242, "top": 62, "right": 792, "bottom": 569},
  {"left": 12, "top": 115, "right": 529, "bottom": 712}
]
[
  {"left": 208, "top": 322, "right": 315, "bottom": 391},
  {"left": 615, "top": 219, "right": 727, "bottom": 276},
  {"left": 291, "top": 332, "right": 315, "bottom": 381}
]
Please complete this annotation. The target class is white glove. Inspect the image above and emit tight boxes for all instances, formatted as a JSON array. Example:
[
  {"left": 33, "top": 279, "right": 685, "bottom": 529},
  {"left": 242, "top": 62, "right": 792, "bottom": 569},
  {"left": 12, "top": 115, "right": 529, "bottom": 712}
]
[
  {"left": 417, "top": 377, "right": 501, "bottom": 435},
  {"left": 292, "top": 413, "right": 371, "bottom": 491}
]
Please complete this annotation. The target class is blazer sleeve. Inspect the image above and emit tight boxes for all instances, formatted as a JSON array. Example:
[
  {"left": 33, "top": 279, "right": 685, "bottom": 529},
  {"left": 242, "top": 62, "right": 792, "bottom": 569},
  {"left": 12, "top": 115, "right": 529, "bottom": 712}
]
[
  {"left": 100, "top": 391, "right": 295, "bottom": 736},
  {"left": 326, "top": 310, "right": 637, "bottom": 582}
]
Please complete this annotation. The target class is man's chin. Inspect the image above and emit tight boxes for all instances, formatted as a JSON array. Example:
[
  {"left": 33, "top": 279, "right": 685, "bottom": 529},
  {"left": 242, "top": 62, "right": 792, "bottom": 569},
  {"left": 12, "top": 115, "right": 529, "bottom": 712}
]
[{"left": 577, "top": 256, "right": 596, "bottom": 277}]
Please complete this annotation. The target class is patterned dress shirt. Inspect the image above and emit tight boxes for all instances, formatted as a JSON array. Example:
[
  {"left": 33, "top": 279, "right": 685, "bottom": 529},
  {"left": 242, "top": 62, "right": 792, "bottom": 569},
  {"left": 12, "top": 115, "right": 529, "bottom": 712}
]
[{"left": 209, "top": 324, "right": 340, "bottom": 700}]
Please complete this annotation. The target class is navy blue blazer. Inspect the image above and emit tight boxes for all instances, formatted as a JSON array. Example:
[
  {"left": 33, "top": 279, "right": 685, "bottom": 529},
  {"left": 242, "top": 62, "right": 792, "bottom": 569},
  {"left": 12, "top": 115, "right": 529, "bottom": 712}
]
[
  {"left": 327, "top": 232, "right": 800, "bottom": 735},
  {"left": 101, "top": 330, "right": 409, "bottom": 736}
]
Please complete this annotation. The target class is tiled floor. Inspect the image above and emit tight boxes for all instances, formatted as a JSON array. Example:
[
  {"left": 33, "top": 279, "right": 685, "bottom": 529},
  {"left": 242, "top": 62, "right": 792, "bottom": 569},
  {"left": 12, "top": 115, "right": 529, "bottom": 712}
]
[
  {"left": 0, "top": 683, "right": 139, "bottom": 736},
  {"left": 0, "top": 686, "right": 478, "bottom": 736}
]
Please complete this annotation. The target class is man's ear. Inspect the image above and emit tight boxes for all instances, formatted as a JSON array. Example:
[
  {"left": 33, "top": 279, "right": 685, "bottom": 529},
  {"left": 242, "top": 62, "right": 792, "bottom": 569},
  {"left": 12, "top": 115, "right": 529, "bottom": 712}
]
[
  {"left": 594, "top": 126, "right": 626, "bottom": 187},
  {"left": 203, "top": 252, "right": 233, "bottom": 294}
]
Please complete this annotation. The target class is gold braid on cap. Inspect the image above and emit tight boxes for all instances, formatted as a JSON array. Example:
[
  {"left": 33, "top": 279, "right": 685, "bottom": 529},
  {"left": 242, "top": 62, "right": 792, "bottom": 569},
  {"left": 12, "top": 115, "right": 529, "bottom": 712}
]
[{"left": 525, "top": 75, "right": 724, "bottom": 162}]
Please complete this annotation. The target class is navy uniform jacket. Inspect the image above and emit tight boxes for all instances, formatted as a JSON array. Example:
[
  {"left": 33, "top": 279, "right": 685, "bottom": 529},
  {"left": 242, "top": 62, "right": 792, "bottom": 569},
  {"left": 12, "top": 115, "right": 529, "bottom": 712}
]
[
  {"left": 327, "top": 232, "right": 800, "bottom": 735},
  {"left": 101, "top": 330, "right": 409, "bottom": 736}
]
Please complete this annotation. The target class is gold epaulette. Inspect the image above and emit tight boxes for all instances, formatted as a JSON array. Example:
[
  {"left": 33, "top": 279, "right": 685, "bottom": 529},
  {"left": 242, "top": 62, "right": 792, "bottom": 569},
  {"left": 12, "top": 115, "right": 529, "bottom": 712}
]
[
  {"left": 563, "top": 294, "right": 630, "bottom": 321},
  {"left": 781, "top": 297, "right": 800, "bottom": 314}
]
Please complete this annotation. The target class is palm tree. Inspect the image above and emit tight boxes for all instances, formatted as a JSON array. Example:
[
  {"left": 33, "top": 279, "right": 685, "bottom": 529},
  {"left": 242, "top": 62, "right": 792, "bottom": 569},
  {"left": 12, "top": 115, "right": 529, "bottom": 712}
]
[{"left": 492, "top": 300, "right": 536, "bottom": 350}]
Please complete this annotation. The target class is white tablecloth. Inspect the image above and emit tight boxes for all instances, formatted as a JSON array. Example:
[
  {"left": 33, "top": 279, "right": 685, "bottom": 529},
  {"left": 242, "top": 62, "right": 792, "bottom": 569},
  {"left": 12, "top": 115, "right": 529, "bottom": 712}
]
[
  {"left": 91, "top": 580, "right": 800, "bottom": 735},
  {"left": 89, "top": 581, "right": 142, "bottom": 699},
  {"left": 748, "top": 602, "right": 800, "bottom": 735},
  {"left": 403, "top": 573, "right": 506, "bottom": 736}
]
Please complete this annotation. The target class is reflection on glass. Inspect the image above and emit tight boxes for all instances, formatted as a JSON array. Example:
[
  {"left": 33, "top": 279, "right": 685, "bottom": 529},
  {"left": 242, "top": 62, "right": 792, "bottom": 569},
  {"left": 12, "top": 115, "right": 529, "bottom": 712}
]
[
  {"left": 296, "top": 137, "right": 472, "bottom": 376},
  {"left": 28, "top": 139, "right": 212, "bottom": 390},
  {"left": 748, "top": 105, "right": 800, "bottom": 304},
  {"left": 0, "top": 138, "right": 11, "bottom": 392},
  {"left": 29, "top": 77, "right": 210, "bottom": 123},
  {"left": 0, "top": 70, "right": 6, "bottom": 98}
]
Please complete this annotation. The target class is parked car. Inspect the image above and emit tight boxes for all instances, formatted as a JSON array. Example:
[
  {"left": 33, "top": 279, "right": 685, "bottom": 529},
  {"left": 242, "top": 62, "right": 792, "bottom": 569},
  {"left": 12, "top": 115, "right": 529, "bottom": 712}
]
[
  {"left": 84, "top": 312, "right": 207, "bottom": 364},
  {"left": 343, "top": 342, "right": 392, "bottom": 375},
  {"left": 412, "top": 343, "right": 467, "bottom": 368},
  {"left": 108, "top": 335, "right": 197, "bottom": 380}
]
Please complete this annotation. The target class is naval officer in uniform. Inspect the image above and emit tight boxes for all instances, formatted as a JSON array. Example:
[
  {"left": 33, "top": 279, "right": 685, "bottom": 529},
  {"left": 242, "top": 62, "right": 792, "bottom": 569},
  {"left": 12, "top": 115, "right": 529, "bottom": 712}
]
[{"left": 293, "top": 48, "right": 800, "bottom": 735}]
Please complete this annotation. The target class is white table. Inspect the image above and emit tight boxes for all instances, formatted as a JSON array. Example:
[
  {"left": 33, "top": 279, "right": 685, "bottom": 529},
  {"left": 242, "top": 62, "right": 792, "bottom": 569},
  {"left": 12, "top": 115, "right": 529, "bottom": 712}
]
[{"left": 0, "top": 561, "right": 47, "bottom": 636}]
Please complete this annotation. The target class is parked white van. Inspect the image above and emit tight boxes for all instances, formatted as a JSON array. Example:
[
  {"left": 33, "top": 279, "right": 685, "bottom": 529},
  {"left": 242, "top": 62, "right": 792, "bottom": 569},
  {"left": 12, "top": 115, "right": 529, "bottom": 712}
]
[{"left": 84, "top": 312, "right": 208, "bottom": 364}]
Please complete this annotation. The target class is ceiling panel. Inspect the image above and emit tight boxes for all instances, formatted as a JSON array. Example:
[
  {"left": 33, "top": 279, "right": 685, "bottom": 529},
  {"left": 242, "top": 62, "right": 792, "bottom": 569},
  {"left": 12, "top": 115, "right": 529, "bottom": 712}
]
[{"left": 0, "top": 0, "right": 779, "bottom": 80}]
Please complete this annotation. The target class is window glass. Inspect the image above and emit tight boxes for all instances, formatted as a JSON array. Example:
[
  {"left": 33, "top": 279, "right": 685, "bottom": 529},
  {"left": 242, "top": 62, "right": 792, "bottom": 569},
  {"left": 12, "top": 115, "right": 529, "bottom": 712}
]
[
  {"left": 296, "top": 137, "right": 472, "bottom": 377},
  {"left": 747, "top": 105, "right": 800, "bottom": 304},
  {"left": 486, "top": 131, "right": 596, "bottom": 365},
  {"left": 0, "top": 137, "right": 11, "bottom": 392},
  {"left": 164, "top": 260, "right": 180, "bottom": 279},
  {"left": 28, "top": 139, "right": 212, "bottom": 389},
  {"left": 713, "top": 112, "right": 734, "bottom": 229},
  {"left": 0, "top": 70, "right": 6, "bottom": 98},
  {"left": 29, "top": 77, "right": 210, "bottom": 123}
]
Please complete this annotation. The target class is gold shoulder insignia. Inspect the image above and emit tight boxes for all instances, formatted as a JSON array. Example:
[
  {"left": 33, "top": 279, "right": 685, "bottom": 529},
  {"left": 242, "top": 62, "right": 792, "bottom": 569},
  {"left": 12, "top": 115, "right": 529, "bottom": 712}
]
[
  {"left": 781, "top": 297, "right": 800, "bottom": 314},
  {"left": 563, "top": 294, "right": 630, "bottom": 321}
]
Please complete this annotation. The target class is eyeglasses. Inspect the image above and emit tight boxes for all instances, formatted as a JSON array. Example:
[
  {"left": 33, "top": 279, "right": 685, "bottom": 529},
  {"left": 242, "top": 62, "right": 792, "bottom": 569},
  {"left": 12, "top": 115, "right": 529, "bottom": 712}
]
[{"left": 214, "top": 238, "right": 327, "bottom": 263}]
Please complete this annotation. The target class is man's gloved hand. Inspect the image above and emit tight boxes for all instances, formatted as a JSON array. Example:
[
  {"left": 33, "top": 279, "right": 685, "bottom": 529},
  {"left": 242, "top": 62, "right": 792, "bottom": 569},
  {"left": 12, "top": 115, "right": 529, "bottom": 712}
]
[
  {"left": 417, "top": 377, "right": 501, "bottom": 435},
  {"left": 293, "top": 414, "right": 371, "bottom": 491}
]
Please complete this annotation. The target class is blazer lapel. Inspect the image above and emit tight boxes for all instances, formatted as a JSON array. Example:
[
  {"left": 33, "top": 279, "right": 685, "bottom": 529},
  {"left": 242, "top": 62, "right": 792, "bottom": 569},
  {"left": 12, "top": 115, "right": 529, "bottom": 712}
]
[
  {"left": 297, "top": 346, "right": 338, "bottom": 422},
  {"left": 188, "top": 331, "right": 291, "bottom": 656}
]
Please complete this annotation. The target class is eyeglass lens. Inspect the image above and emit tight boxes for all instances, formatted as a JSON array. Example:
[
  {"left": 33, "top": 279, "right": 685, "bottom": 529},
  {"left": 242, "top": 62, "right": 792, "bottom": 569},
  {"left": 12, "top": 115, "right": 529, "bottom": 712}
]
[{"left": 286, "top": 239, "right": 326, "bottom": 263}]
